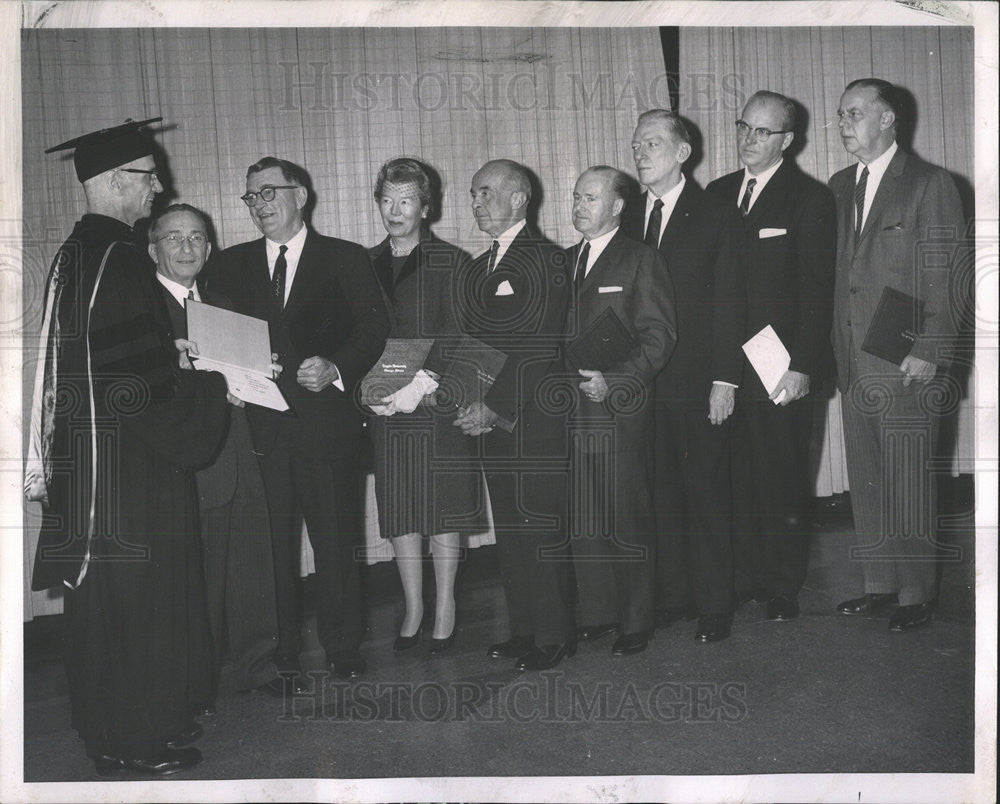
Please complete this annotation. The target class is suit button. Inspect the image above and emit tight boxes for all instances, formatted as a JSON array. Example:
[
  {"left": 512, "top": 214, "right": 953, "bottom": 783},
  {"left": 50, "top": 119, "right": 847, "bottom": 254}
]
[
  {"left": 845, "top": 318, "right": 851, "bottom": 326},
  {"left": 849, "top": 286, "right": 859, "bottom": 294}
]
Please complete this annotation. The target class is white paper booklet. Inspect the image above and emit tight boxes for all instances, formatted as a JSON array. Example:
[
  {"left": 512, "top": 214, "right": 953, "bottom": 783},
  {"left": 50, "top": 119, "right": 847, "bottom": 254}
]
[{"left": 742, "top": 324, "right": 790, "bottom": 405}]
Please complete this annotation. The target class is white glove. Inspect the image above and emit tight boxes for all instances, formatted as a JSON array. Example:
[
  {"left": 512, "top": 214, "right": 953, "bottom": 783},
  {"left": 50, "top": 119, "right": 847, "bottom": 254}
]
[{"left": 391, "top": 370, "right": 440, "bottom": 414}]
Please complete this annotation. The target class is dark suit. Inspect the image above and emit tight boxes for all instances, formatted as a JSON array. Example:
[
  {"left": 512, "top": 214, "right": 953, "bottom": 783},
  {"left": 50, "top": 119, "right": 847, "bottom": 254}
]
[
  {"left": 622, "top": 179, "right": 747, "bottom": 616},
  {"left": 159, "top": 284, "right": 280, "bottom": 692},
  {"left": 829, "top": 148, "right": 965, "bottom": 605},
  {"left": 707, "top": 160, "right": 836, "bottom": 597},
  {"left": 566, "top": 229, "right": 676, "bottom": 633},
  {"left": 207, "top": 229, "right": 389, "bottom": 660},
  {"left": 459, "top": 223, "right": 575, "bottom": 645}
]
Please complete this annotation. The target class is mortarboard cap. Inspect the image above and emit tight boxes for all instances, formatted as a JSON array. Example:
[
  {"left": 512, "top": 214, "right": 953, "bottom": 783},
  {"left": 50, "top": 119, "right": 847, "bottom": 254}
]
[{"left": 45, "top": 117, "right": 163, "bottom": 182}]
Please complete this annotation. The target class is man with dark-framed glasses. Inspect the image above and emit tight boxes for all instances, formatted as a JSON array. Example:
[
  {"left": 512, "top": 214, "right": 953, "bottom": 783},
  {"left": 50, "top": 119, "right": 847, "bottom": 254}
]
[{"left": 207, "top": 157, "right": 389, "bottom": 685}]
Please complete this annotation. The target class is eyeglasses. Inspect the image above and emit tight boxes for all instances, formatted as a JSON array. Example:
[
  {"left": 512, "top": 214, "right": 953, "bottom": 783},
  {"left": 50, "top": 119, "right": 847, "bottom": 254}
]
[
  {"left": 156, "top": 233, "right": 208, "bottom": 248},
  {"left": 119, "top": 167, "right": 160, "bottom": 183},
  {"left": 240, "top": 185, "right": 299, "bottom": 206},
  {"left": 735, "top": 120, "right": 791, "bottom": 141}
]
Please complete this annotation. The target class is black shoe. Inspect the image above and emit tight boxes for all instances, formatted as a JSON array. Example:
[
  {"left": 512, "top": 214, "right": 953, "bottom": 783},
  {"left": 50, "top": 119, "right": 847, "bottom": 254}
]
[
  {"left": 765, "top": 594, "right": 800, "bottom": 621},
  {"left": 737, "top": 589, "right": 768, "bottom": 606},
  {"left": 487, "top": 635, "right": 534, "bottom": 660},
  {"left": 165, "top": 721, "right": 203, "bottom": 750},
  {"left": 655, "top": 604, "right": 698, "bottom": 628},
  {"left": 393, "top": 625, "right": 423, "bottom": 653},
  {"left": 189, "top": 701, "right": 216, "bottom": 718},
  {"left": 889, "top": 602, "right": 933, "bottom": 632},
  {"left": 612, "top": 631, "right": 650, "bottom": 656},
  {"left": 428, "top": 630, "right": 456, "bottom": 655},
  {"left": 695, "top": 613, "right": 732, "bottom": 643},
  {"left": 94, "top": 747, "right": 202, "bottom": 777},
  {"left": 515, "top": 642, "right": 576, "bottom": 671},
  {"left": 329, "top": 650, "right": 366, "bottom": 679},
  {"left": 576, "top": 622, "right": 618, "bottom": 641},
  {"left": 837, "top": 593, "right": 897, "bottom": 615}
]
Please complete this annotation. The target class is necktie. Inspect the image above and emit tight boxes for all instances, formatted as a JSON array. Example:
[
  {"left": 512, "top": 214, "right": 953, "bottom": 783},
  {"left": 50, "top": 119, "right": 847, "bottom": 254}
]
[
  {"left": 575, "top": 241, "right": 590, "bottom": 289},
  {"left": 644, "top": 199, "right": 663, "bottom": 248},
  {"left": 272, "top": 244, "right": 288, "bottom": 306},
  {"left": 739, "top": 177, "right": 757, "bottom": 216},
  {"left": 486, "top": 239, "right": 500, "bottom": 273},
  {"left": 186, "top": 289, "right": 195, "bottom": 302},
  {"left": 854, "top": 166, "right": 869, "bottom": 240}
]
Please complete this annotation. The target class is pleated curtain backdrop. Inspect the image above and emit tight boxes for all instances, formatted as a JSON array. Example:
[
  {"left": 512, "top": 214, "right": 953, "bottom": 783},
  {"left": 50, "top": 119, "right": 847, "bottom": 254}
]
[
  {"left": 679, "top": 26, "right": 977, "bottom": 495},
  {"left": 21, "top": 26, "right": 668, "bottom": 618}
]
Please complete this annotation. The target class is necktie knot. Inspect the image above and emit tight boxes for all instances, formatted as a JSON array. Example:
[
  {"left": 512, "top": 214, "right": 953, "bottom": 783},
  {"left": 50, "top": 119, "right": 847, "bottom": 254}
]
[{"left": 186, "top": 289, "right": 195, "bottom": 301}]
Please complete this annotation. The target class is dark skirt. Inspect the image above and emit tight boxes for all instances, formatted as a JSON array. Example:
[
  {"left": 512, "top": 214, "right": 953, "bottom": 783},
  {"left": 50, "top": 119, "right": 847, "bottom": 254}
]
[{"left": 371, "top": 400, "right": 486, "bottom": 540}]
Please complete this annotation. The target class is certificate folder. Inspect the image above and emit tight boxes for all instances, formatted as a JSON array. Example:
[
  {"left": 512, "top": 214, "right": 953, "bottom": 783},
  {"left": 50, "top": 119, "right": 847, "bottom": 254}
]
[
  {"left": 742, "top": 325, "right": 791, "bottom": 405},
  {"left": 360, "top": 338, "right": 434, "bottom": 406},
  {"left": 566, "top": 307, "right": 638, "bottom": 372},
  {"left": 861, "top": 286, "right": 926, "bottom": 366},
  {"left": 186, "top": 300, "right": 289, "bottom": 412},
  {"left": 439, "top": 335, "right": 514, "bottom": 432}
]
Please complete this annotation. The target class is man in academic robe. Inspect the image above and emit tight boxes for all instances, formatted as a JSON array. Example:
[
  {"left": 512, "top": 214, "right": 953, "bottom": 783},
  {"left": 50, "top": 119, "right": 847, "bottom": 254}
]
[
  {"left": 829, "top": 79, "right": 967, "bottom": 631},
  {"left": 207, "top": 157, "right": 389, "bottom": 681},
  {"left": 149, "top": 203, "right": 281, "bottom": 698},
  {"left": 622, "top": 110, "right": 747, "bottom": 643},
  {"left": 26, "top": 120, "right": 230, "bottom": 775},
  {"left": 706, "top": 90, "right": 837, "bottom": 622}
]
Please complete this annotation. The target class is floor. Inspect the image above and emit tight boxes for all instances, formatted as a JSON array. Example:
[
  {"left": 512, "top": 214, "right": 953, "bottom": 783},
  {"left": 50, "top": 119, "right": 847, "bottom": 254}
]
[{"left": 21, "top": 480, "right": 977, "bottom": 789}]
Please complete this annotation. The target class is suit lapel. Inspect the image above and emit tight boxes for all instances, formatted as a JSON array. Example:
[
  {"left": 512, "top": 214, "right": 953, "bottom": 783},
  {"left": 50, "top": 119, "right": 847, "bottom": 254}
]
[
  {"left": 281, "top": 230, "right": 313, "bottom": 320},
  {"left": 158, "top": 285, "right": 187, "bottom": 339},
  {"left": 661, "top": 181, "right": 695, "bottom": 248},
  {"left": 745, "top": 161, "right": 791, "bottom": 225},
  {"left": 857, "top": 149, "right": 907, "bottom": 248},
  {"left": 579, "top": 230, "right": 622, "bottom": 294}
]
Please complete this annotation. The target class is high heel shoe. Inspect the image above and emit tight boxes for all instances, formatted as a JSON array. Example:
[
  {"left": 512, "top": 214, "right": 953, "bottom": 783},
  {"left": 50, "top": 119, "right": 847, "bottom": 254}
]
[
  {"left": 428, "top": 630, "right": 456, "bottom": 655},
  {"left": 393, "top": 625, "right": 423, "bottom": 653}
]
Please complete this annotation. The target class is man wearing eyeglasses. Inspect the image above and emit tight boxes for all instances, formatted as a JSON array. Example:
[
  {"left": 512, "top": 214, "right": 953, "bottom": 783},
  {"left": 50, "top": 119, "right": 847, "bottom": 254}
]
[
  {"left": 207, "top": 157, "right": 389, "bottom": 682},
  {"left": 623, "top": 109, "right": 747, "bottom": 644},
  {"left": 149, "top": 203, "right": 282, "bottom": 703},
  {"left": 706, "top": 91, "right": 837, "bottom": 624},
  {"left": 828, "top": 79, "right": 967, "bottom": 632},
  {"left": 27, "top": 120, "right": 232, "bottom": 775}
]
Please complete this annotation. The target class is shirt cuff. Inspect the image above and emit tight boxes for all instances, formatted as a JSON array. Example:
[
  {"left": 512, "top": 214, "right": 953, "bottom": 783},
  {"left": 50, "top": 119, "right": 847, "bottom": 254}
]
[
  {"left": 713, "top": 380, "right": 739, "bottom": 389},
  {"left": 332, "top": 365, "right": 345, "bottom": 392}
]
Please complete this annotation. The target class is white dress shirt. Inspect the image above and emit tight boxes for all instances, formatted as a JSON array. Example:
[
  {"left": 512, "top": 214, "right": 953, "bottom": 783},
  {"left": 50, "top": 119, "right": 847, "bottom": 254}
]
[
  {"left": 737, "top": 157, "right": 783, "bottom": 213},
  {"left": 156, "top": 272, "right": 200, "bottom": 307},
  {"left": 576, "top": 225, "right": 619, "bottom": 280},
  {"left": 265, "top": 222, "right": 307, "bottom": 307},
  {"left": 484, "top": 218, "right": 527, "bottom": 265},
  {"left": 643, "top": 173, "right": 686, "bottom": 246},
  {"left": 856, "top": 140, "right": 898, "bottom": 232}
]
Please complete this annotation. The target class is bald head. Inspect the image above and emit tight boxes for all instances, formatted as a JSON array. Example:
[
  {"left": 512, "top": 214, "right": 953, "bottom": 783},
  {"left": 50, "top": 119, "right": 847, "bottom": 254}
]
[{"left": 470, "top": 159, "right": 531, "bottom": 237}]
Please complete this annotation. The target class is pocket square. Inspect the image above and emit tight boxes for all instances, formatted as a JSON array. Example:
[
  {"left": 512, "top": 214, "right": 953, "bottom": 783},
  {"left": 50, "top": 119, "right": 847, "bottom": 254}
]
[
  {"left": 598, "top": 286, "right": 623, "bottom": 293},
  {"left": 758, "top": 228, "right": 787, "bottom": 238},
  {"left": 882, "top": 222, "right": 904, "bottom": 231},
  {"left": 495, "top": 280, "right": 515, "bottom": 296}
]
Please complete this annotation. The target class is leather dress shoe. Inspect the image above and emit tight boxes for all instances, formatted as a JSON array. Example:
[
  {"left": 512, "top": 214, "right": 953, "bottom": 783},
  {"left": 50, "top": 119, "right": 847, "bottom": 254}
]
[
  {"left": 515, "top": 642, "right": 576, "bottom": 671},
  {"left": 165, "top": 721, "right": 203, "bottom": 750},
  {"left": 329, "top": 650, "right": 366, "bottom": 679},
  {"left": 94, "top": 747, "right": 202, "bottom": 777},
  {"left": 190, "top": 700, "right": 216, "bottom": 718},
  {"left": 393, "top": 625, "right": 423, "bottom": 653},
  {"left": 655, "top": 604, "right": 698, "bottom": 629},
  {"left": 428, "top": 630, "right": 456, "bottom": 655},
  {"left": 488, "top": 635, "right": 534, "bottom": 660},
  {"left": 695, "top": 613, "right": 732, "bottom": 643},
  {"left": 889, "top": 602, "right": 933, "bottom": 632},
  {"left": 577, "top": 622, "right": 618, "bottom": 641},
  {"left": 837, "top": 593, "right": 898, "bottom": 615},
  {"left": 612, "top": 631, "right": 650, "bottom": 656},
  {"left": 765, "top": 594, "right": 800, "bottom": 621}
]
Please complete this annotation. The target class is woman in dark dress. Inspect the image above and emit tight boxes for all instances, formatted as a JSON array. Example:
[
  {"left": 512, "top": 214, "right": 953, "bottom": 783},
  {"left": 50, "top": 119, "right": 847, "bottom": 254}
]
[{"left": 368, "top": 158, "right": 480, "bottom": 653}]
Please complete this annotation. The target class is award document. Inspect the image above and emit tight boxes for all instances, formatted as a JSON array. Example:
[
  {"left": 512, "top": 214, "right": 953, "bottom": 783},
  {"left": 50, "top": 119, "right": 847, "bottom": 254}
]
[
  {"left": 861, "top": 286, "right": 926, "bottom": 366},
  {"left": 566, "top": 307, "right": 638, "bottom": 372},
  {"left": 360, "top": 338, "right": 435, "bottom": 406},
  {"left": 186, "top": 300, "right": 289, "bottom": 412},
  {"left": 439, "top": 335, "right": 514, "bottom": 432},
  {"left": 742, "top": 324, "right": 791, "bottom": 405}
]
